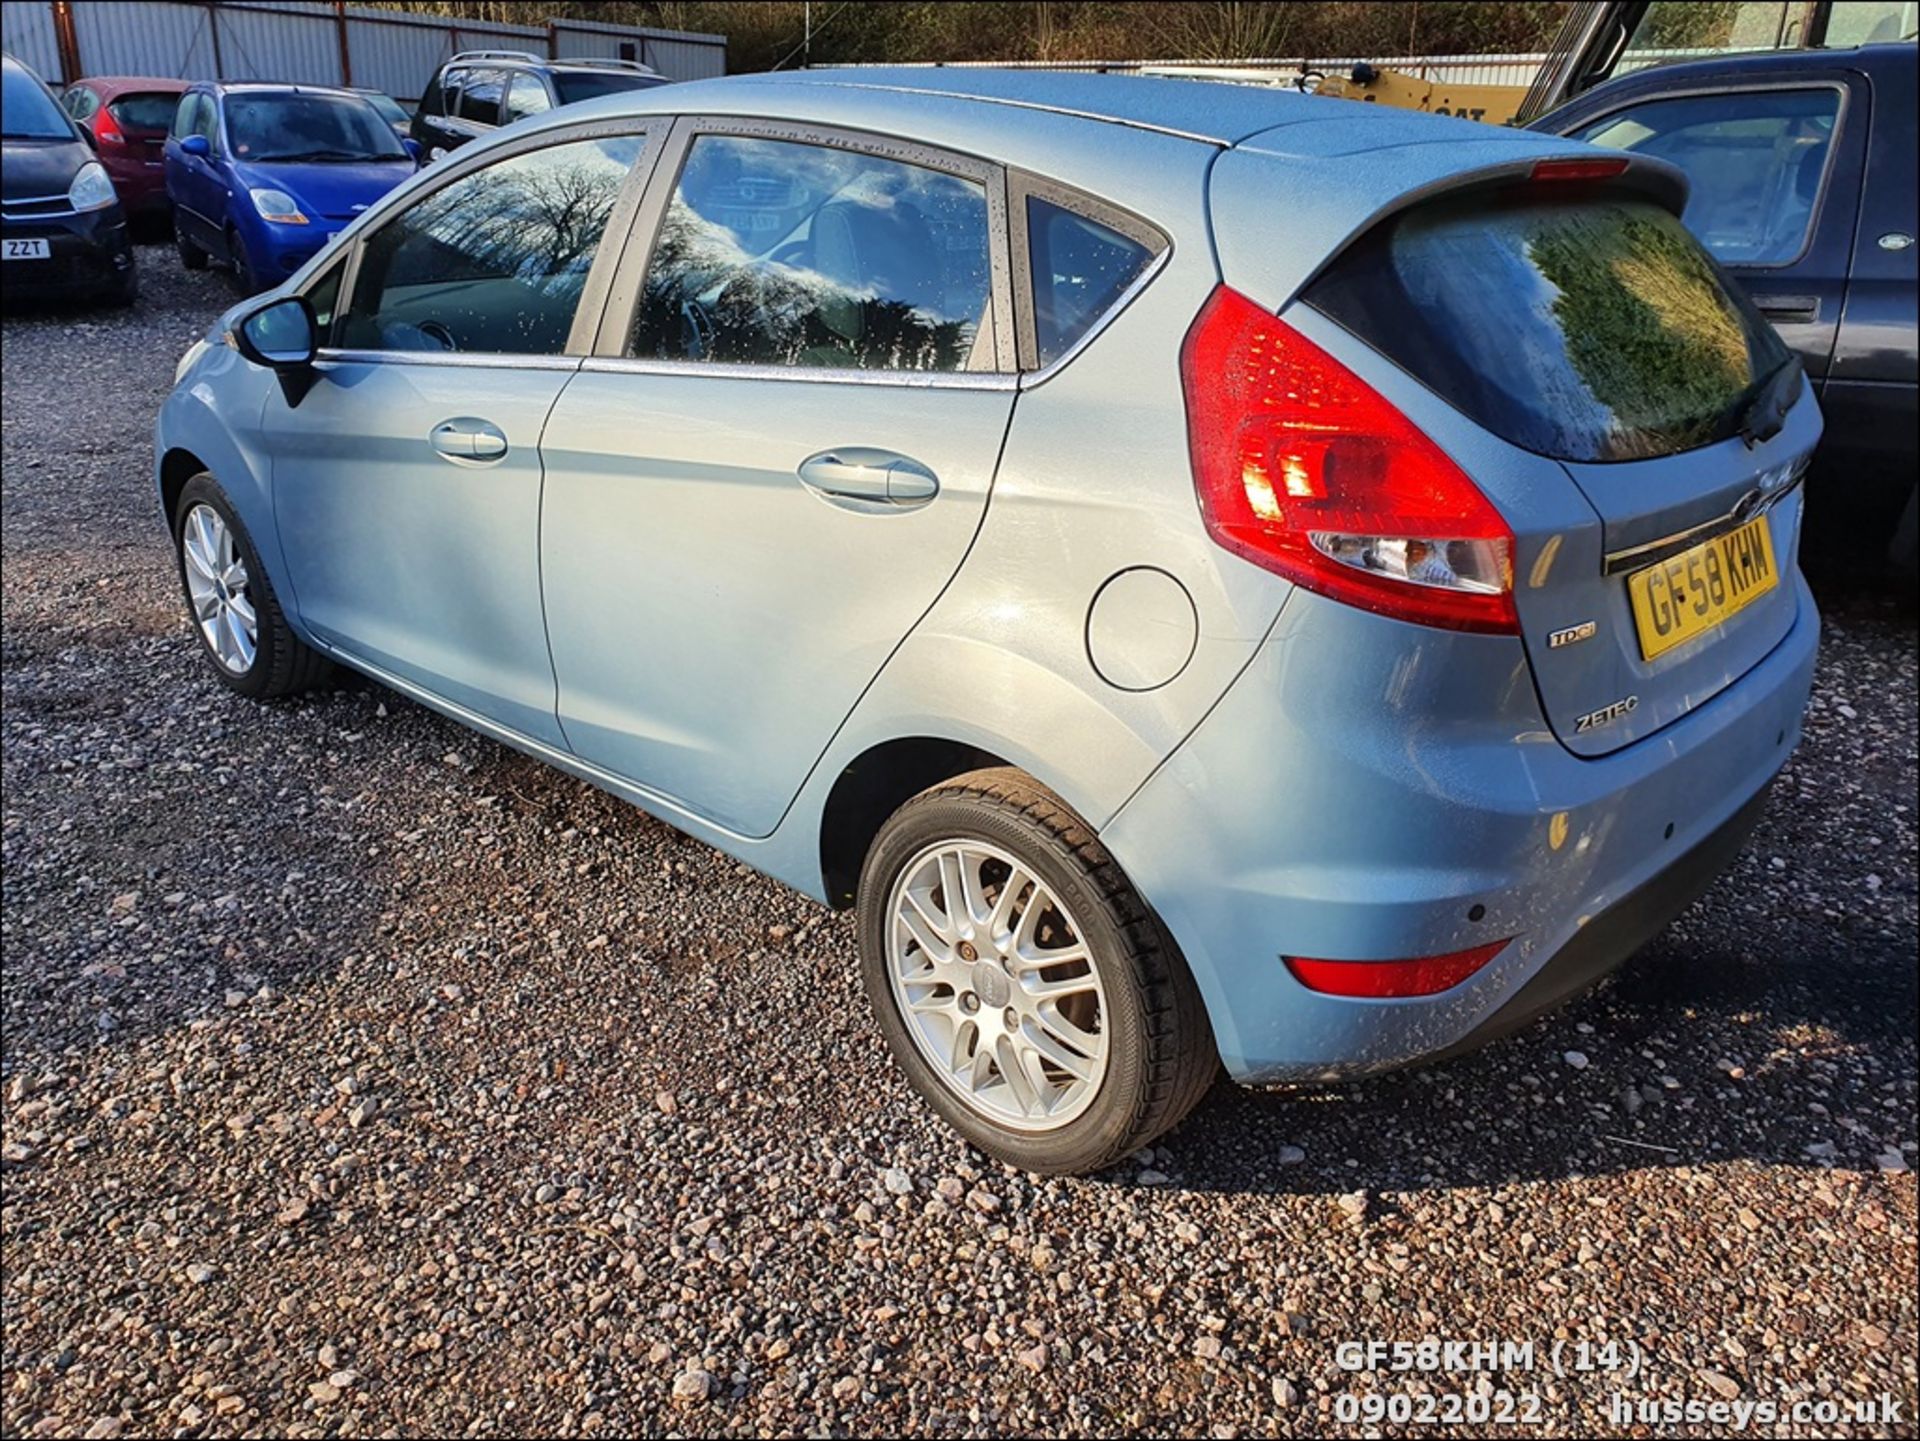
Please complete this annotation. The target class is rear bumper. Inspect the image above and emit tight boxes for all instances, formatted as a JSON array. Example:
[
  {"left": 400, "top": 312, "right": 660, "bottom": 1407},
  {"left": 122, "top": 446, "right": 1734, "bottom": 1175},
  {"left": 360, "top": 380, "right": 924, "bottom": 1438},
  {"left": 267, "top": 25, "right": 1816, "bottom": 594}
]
[{"left": 1102, "top": 576, "right": 1820, "bottom": 1083}]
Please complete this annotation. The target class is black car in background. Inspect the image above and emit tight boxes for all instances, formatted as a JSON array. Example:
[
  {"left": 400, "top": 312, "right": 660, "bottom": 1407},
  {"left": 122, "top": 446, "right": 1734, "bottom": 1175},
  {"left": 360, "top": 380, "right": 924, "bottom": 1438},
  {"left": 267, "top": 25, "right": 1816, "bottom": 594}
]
[
  {"left": 410, "top": 50, "right": 667, "bottom": 161},
  {"left": 1538, "top": 41, "right": 1919, "bottom": 572},
  {"left": 1, "top": 52, "right": 137, "bottom": 306}
]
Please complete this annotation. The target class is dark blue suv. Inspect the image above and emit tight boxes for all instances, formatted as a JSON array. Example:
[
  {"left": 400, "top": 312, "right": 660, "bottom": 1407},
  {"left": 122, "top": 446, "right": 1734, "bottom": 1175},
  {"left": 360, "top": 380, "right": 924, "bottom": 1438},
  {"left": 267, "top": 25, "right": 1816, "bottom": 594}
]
[
  {"left": 165, "top": 82, "right": 417, "bottom": 293},
  {"left": 1538, "top": 42, "right": 1919, "bottom": 572}
]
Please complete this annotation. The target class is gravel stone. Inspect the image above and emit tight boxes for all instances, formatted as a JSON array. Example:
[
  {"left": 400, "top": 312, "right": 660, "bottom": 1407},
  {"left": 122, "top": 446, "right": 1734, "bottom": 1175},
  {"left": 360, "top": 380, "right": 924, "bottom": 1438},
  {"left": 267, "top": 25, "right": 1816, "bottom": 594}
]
[{"left": 1, "top": 247, "right": 1914, "bottom": 1437}]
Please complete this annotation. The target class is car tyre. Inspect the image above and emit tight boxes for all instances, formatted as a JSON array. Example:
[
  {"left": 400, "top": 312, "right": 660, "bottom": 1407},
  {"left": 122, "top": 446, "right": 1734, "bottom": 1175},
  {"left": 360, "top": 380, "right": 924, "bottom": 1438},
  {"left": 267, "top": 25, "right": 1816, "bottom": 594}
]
[
  {"left": 858, "top": 767, "right": 1217, "bottom": 1176},
  {"left": 173, "top": 472, "right": 332, "bottom": 699},
  {"left": 104, "top": 259, "right": 138, "bottom": 308},
  {"left": 225, "top": 225, "right": 263, "bottom": 295},
  {"left": 175, "top": 223, "right": 208, "bottom": 271}
]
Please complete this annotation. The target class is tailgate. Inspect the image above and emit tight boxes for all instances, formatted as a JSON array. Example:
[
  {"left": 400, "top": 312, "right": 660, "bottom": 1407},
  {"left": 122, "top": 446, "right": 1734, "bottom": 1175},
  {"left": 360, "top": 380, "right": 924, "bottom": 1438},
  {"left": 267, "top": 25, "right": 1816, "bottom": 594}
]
[{"left": 1263, "top": 157, "right": 1819, "bottom": 755}]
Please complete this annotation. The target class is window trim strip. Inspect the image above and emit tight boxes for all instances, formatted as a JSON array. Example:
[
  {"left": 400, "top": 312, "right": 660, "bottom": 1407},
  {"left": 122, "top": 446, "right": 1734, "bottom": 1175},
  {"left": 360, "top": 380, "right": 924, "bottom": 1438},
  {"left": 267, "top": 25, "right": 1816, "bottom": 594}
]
[{"left": 1006, "top": 168, "right": 1171, "bottom": 379}]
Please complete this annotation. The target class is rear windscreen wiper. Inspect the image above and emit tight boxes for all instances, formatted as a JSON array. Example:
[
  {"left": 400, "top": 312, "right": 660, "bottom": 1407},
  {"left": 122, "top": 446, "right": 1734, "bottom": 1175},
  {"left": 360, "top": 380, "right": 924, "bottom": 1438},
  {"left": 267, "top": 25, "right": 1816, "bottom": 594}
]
[{"left": 1739, "top": 355, "right": 1804, "bottom": 448}]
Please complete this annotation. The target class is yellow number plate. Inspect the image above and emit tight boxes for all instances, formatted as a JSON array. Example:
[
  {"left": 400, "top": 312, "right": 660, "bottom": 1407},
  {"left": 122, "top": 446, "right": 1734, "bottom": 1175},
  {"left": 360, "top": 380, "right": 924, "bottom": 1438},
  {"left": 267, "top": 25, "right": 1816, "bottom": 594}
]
[{"left": 1627, "top": 515, "right": 1778, "bottom": 662}]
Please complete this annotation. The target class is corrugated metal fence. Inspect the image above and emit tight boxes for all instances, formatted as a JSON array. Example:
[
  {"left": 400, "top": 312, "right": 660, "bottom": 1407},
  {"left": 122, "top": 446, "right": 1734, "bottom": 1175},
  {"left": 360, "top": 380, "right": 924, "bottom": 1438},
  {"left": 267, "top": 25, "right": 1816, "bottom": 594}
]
[
  {"left": 2, "top": 1, "right": 726, "bottom": 101},
  {"left": 826, "top": 49, "right": 1746, "bottom": 90}
]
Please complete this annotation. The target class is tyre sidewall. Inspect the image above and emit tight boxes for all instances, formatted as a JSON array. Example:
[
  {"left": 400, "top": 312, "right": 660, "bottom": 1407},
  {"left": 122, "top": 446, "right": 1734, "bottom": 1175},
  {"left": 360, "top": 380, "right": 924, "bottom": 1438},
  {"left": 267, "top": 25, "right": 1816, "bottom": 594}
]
[
  {"left": 858, "top": 790, "right": 1157, "bottom": 1175},
  {"left": 173, "top": 473, "right": 276, "bottom": 698}
]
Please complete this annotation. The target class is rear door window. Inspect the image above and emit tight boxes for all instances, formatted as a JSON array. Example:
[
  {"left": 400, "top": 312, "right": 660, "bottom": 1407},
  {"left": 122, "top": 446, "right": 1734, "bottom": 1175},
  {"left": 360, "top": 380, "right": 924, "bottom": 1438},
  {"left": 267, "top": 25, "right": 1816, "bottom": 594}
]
[
  {"left": 338, "top": 133, "right": 645, "bottom": 355},
  {"left": 456, "top": 68, "right": 504, "bottom": 126},
  {"left": 627, "top": 132, "right": 994, "bottom": 373},
  {"left": 505, "top": 72, "right": 552, "bottom": 123},
  {"left": 1305, "top": 192, "right": 1792, "bottom": 462},
  {"left": 1572, "top": 88, "right": 1840, "bottom": 265},
  {"left": 1024, "top": 195, "right": 1159, "bottom": 367}
]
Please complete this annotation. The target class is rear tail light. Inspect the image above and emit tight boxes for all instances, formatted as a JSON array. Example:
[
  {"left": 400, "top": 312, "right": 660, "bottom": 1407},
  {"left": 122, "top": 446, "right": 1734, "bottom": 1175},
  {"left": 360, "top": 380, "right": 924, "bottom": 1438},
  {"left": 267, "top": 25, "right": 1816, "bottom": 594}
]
[
  {"left": 94, "top": 104, "right": 125, "bottom": 148},
  {"left": 1284, "top": 940, "right": 1509, "bottom": 998},
  {"left": 1529, "top": 156, "right": 1630, "bottom": 183},
  {"left": 1180, "top": 285, "right": 1518, "bottom": 634}
]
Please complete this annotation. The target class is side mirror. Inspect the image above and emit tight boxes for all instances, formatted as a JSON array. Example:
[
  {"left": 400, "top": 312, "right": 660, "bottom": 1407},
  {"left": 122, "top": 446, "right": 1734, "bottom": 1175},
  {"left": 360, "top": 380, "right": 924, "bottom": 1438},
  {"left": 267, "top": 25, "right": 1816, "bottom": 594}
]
[
  {"left": 181, "top": 133, "right": 211, "bottom": 158},
  {"left": 234, "top": 295, "right": 318, "bottom": 405},
  {"left": 403, "top": 136, "right": 422, "bottom": 163}
]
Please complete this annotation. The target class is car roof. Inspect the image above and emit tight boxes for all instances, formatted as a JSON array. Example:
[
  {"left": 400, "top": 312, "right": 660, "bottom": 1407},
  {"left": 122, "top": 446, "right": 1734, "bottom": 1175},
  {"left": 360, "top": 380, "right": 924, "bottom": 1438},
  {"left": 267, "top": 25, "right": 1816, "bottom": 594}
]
[
  {"left": 202, "top": 81, "right": 367, "bottom": 99},
  {"left": 587, "top": 66, "right": 1567, "bottom": 153},
  {"left": 1586, "top": 39, "right": 1915, "bottom": 88},
  {"left": 734, "top": 67, "right": 1357, "bottom": 145},
  {"left": 73, "top": 75, "right": 190, "bottom": 95}
]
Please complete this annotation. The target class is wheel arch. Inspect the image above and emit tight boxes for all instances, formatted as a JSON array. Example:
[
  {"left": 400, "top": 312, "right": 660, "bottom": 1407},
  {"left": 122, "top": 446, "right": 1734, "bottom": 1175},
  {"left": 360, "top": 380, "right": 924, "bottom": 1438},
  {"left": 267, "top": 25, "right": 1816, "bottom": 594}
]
[
  {"left": 817, "top": 735, "right": 1013, "bottom": 909},
  {"left": 159, "top": 445, "right": 206, "bottom": 528}
]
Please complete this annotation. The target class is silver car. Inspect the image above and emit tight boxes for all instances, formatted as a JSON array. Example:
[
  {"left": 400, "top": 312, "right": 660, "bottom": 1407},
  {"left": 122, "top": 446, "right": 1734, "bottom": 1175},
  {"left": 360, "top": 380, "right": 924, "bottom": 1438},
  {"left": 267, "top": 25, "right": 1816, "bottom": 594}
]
[{"left": 156, "top": 70, "right": 1820, "bottom": 1174}]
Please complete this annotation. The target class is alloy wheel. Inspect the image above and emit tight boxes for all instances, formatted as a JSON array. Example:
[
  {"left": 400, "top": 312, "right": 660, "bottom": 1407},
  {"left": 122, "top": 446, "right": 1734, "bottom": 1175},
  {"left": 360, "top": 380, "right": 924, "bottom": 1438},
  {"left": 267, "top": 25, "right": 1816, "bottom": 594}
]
[
  {"left": 181, "top": 503, "right": 257, "bottom": 674},
  {"left": 885, "top": 839, "right": 1110, "bottom": 1131}
]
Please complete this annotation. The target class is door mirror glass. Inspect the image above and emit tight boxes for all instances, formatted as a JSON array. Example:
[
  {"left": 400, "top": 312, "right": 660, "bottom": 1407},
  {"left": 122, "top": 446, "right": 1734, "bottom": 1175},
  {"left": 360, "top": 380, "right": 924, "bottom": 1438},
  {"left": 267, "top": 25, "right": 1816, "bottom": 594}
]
[
  {"left": 180, "top": 132, "right": 211, "bottom": 158},
  {"left": 235, "top": 295, "right": 317, "bottom": 369}
]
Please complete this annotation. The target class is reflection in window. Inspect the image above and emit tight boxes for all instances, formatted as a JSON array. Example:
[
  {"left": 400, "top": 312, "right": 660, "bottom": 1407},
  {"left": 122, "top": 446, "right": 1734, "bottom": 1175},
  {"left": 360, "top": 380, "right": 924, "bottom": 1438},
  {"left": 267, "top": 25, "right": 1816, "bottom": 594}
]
[
  {"left": 1027, "top": 197, "right": 1156, "bottom": 367},
  {"left": 1576, "top": 88, "right": 1839, "bottom": 265},
  {"left": 1305, "top": 196, "right": 1790, "bottom": 461},
  {"left": 629, "top": 134, "right": 992, "bottom": 372},
  {"left": 337, "top": 134, "right": 643, "bottom": 355}
]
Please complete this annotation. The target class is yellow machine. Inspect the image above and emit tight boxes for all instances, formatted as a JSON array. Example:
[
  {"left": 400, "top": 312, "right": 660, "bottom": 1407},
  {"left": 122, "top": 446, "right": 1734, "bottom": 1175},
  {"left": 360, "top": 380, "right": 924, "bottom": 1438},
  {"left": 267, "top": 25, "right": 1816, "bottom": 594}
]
[{"left": 1309, "top": 62, "right": 1525, "bottom": 126}]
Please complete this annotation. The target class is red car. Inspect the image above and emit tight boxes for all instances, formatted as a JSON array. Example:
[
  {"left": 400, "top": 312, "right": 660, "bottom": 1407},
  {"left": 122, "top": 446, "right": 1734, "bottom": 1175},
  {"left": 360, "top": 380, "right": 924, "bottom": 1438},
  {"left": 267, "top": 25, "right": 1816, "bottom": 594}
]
[{"left": 59, "top": 76, "right": 187, "bottom": 222}]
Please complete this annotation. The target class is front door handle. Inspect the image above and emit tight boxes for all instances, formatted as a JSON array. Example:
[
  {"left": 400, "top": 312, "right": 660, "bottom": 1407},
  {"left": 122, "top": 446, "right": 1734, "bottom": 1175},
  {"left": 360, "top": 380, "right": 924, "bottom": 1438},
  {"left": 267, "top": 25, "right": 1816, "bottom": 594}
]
[
  {"left": 797, "top": 447, "right": 938, "bottom": 507},
  {"left": 430, "top": 417, "right": 508, "bottom": 464}
]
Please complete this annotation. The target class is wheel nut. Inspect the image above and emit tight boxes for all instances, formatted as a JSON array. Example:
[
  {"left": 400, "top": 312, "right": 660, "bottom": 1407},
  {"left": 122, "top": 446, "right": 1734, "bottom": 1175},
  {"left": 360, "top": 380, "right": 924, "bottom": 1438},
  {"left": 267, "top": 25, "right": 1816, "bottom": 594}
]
[
  {"left": 959, "top": 992, "right": 979, "bottom": 1013},
  {"left": 1004, "top": 1007, "right": 1020, "bottom": 1031},
  {"left": 958, "top": 941, "right": 977, "bottom": 962}
]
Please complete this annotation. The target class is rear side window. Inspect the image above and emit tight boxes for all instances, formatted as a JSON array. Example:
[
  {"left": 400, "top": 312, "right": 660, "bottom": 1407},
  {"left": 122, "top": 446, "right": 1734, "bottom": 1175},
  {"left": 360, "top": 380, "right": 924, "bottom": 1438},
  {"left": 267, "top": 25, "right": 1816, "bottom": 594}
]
[
  {"left": 456, "top": 68, "right": 504, "bottom": 125},
  {"left": 109, "top": 92, "right": 183, "bottom": 133},
  {"left": 553, "top": 71, "right": 666, "bottom": 105},
  {"left": 1572, "top": 88, "right": 1840, "bottom": 266},
  {"left": 1305, "top": 193, "right": 1791, "bottom": 462},
  {"left": 338, "top": 133, "right": 644, "bottom": 355},
  {"left": 63, "top": 87, "right": 100, "bottom": 121},
  {"left": 505, "top": 72, "right": 552, "bottom": 123},
  {"left": 628, "top": 133, "right": 993, "bottom": 373},
  {"left": 1026, "top": 196, "right": 1157, "bottom": 367}
]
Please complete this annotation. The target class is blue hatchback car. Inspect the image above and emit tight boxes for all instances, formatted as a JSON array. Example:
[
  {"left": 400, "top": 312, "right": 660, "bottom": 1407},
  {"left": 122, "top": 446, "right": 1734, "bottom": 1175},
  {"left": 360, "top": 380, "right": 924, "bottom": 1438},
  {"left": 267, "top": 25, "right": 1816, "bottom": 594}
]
[
  {"left": 155, "top": 71, "right": 1822, "bottom": 1174},
  {"left": 165, "top": 81, "right": 416, "bottom": 293}
]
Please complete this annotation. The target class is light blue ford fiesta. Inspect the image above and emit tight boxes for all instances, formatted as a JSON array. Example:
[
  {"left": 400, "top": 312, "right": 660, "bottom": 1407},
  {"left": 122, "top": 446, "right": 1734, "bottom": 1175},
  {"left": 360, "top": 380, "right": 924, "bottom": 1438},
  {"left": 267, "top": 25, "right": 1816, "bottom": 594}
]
[{"left": 155, "top": 68, "right": 1820, "bottom": 1174}]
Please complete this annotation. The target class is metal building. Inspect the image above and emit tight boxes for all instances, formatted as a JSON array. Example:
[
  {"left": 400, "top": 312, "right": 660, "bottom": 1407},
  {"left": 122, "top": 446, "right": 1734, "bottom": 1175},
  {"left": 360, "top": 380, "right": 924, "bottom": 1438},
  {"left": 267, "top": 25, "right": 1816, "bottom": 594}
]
[{"left": 1, "top": 1, "right": 726, "bottom": 101}]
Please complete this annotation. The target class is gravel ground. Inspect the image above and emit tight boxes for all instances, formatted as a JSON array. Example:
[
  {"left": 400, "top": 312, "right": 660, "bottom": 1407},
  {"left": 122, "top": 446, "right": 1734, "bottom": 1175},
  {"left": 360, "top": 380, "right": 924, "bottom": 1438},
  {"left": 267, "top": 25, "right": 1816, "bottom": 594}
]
[{"left": 3, "top": 248, "right": 1916, "bottom": 1439}]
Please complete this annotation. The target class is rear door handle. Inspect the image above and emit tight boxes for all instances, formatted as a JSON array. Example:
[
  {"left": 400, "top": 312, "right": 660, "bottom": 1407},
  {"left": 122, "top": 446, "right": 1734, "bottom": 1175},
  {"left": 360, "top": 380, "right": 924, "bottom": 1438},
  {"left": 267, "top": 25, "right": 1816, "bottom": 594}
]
[
  {"left": 797, "top": 447, "right": 938, "bottom": 507},
  {"left": 430, "top": 417, "right": 508, "bottom": 464},
  {"left": 1755, "top": 294, "right": 1820, "bottom": 324}
]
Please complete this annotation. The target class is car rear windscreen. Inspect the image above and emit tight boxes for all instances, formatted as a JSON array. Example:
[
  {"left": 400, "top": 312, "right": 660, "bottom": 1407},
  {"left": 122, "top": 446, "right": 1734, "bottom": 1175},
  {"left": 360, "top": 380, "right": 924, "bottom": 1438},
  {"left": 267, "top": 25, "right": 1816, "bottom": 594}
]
[
  {"left": 1303, "top": 192, "right": 1791, "bottom": 462},
  {"left": 108, "top": 92, "right": 182, "bottom": 133}
]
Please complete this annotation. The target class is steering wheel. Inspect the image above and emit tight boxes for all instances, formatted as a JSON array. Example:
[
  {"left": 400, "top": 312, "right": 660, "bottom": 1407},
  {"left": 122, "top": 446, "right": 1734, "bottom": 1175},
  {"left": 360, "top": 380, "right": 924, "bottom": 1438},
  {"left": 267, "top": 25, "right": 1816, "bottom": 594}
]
[{"left": 679, "top": 299, "right": 716, "bottom": 360}]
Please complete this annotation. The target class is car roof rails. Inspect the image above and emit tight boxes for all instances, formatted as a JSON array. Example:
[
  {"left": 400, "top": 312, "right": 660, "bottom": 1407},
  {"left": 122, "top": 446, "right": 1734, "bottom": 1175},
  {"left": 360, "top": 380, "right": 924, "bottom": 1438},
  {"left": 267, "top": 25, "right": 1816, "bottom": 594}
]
[
  {"left": 446, "top": 49, "right": 542, "bottom": 66},
  {"left": 552, "top": 56, "right": 662, "bottom": 74}
]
